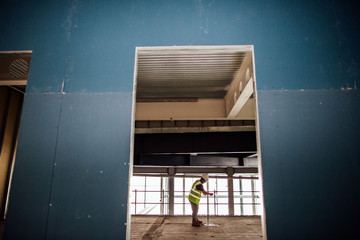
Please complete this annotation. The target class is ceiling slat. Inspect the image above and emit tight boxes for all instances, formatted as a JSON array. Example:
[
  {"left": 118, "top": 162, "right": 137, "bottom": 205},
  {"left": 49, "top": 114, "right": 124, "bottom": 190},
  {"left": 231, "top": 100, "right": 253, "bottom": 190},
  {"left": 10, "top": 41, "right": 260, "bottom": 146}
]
[{"left": 136, "top": 48, "right": 247, "bottom": 99}]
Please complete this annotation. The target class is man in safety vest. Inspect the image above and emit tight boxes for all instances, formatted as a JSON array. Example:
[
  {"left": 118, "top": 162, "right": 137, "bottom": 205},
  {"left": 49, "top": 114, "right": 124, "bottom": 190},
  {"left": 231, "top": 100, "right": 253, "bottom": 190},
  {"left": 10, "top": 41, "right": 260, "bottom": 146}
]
[{"left": 188, "top": 173, "right": 213, "bottom": 227}]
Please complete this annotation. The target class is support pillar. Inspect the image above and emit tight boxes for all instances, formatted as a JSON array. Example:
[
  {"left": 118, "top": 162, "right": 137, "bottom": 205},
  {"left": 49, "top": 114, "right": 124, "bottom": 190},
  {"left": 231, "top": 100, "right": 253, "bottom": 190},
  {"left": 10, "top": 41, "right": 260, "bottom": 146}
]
[
  {"left": 251, "top": 176, "right": 256, "bottom": 215},
  {"left": 168, "top": 167, "right": 175, "bottom": 215},
  {"left": 168, "top": 177, "right": 174, "bottom": 215},
  {"left": 227, "top": 167, "right": 234, "bottom": 216},
  {"left": 160, "top": 177, "right": 164, "bottom": 215},
  {"left": 183, "top": 176, "right": 185, "bottom": 214},
  {"left": 144, "top": 176, "right": 147, "bottom": 209},
  {"left": 239, "top": 178, "right": 244, "bottom": 215}
]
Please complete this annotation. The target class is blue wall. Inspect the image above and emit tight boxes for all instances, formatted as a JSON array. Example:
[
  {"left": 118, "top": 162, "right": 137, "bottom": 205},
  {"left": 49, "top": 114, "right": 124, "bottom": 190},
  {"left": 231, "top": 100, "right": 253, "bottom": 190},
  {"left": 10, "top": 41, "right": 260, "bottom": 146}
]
[{"left": 1, "top": 0, "right": 359, "bottom": 239}]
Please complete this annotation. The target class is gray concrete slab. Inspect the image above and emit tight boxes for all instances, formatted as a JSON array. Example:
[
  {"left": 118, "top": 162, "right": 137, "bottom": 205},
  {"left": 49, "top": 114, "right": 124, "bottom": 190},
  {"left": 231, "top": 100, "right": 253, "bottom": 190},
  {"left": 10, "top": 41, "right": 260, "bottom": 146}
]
[{"left": 130, "top": 216, "right": 263, "bottom": 240}]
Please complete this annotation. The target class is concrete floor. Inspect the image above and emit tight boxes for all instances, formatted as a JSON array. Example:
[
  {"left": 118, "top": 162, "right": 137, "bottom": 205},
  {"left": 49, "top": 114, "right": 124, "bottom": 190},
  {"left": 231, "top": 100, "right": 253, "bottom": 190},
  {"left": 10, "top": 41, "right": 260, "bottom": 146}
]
[
  {"left": 130, "top": 215, "right": 263, "bottom": 240},
  {"left": 0, "top": 216, "right": 263, "bottom": 239}
]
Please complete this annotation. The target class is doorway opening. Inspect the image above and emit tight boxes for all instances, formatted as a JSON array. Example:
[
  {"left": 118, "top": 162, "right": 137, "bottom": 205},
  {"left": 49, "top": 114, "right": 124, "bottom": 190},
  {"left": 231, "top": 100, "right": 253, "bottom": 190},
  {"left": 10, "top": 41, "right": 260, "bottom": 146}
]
[
  {"left": 0, "top": 51, "right": 31, "bottom": 220},
  {"left": 128, "top": 46, "right": 265, "bottom": 239}
]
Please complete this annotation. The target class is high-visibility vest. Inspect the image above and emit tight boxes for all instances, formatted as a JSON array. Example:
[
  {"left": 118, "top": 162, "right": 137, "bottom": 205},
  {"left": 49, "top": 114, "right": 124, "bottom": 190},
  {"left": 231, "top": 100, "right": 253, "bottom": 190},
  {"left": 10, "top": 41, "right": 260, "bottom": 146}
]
[{"left": 188, "top": 180, "right": 203, "bottom": 205}]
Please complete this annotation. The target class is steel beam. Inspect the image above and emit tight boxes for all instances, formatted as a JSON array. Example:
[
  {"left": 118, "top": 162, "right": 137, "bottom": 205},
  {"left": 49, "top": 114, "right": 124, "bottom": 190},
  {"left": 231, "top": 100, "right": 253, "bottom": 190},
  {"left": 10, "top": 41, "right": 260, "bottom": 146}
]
[
  {"left": 132, "top": 173, "right": 258, "bottom": 180},
  {"left": 133, "top": 166, "right": 258, "bottom": 174},
  {"left": 135, "top": 126, "right": 255, "bottom": 134}
]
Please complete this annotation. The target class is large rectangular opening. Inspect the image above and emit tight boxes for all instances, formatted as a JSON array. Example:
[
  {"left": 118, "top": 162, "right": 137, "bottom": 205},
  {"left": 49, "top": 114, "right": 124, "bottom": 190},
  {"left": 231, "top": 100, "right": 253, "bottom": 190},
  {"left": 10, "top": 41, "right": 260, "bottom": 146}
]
[
  {"left": 128, "top": 46, "right": 265, "bottom": 239},
  {"left": 0, "top": 51, "right": 31, "bottom": 220}
]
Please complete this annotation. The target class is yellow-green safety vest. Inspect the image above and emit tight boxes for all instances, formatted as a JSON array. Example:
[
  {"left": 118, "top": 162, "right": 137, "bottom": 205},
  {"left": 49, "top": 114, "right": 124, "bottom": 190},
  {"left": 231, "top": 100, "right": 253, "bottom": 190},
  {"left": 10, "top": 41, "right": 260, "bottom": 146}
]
[{"left": 188, "top": 180, "right": 203, "bottom": 205}]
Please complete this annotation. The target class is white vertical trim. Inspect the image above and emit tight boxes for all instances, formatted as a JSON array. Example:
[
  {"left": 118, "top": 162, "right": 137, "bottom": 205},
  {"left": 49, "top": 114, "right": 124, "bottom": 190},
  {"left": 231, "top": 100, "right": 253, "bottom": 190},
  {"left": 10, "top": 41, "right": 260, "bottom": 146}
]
[
  {"left": 136, "top": 45, "right": 253, "bottom": 52},
  {"left": 126, "top": 47, "right": 138, "bottom": 240},
  {"left": 251, "top": 46, "right": 267, "bottom": 240}
]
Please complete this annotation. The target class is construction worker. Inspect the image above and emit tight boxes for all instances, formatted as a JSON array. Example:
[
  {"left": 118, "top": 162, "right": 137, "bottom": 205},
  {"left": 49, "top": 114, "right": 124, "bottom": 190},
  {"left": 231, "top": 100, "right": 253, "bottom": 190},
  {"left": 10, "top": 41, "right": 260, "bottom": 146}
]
[{"left": 188, "top": 173, "right": 213, "bottom": 227}]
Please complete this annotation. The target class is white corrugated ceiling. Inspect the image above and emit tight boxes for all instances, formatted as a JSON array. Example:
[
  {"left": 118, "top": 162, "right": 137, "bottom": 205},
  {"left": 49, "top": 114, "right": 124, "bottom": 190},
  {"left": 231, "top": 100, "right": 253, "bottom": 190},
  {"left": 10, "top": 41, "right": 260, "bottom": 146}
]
[{"left": 136, "top": 47, "right": 248, "bottom": 99}]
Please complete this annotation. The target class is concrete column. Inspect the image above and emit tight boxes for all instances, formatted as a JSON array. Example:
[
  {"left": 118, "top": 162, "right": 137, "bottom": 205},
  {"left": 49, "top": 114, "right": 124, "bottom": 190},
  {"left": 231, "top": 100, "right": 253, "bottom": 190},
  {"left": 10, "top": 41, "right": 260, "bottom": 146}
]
[
  {"left": 160, "top": 177, "right": 164, "bottom": 215},
  {"left": 144, "top": 176, "right": 147, "bottom": 208},
  {"left": 227, "top": 167, "right": 234, "bottom": 216},
  {"left": 183, "top": 176, "right": 185, "bottom": 214},
  {"left": 216, "top": 178, "right": 218, "bottom": 215},
  {"left": 251, "top": 176, "right": 256, "bottom": 215},
  {"left": 239, "top": 178, "right": 244, "bottom": 215},
  {"left": 168, "top": 177, "right": 174, "bottom": 215}
]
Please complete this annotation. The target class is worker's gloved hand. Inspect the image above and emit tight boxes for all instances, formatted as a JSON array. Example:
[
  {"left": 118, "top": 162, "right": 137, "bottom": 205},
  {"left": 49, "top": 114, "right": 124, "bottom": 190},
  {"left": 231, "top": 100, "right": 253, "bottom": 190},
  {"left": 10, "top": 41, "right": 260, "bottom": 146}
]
[{"left": 209, "top": 193, "right": 214, "bottom": 196}]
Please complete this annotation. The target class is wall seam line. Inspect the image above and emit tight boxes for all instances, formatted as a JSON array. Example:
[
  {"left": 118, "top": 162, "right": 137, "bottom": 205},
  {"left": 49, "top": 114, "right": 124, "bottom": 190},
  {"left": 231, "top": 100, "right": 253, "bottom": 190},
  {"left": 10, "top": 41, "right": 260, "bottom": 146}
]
[{"left": 43, "top": 0, "right": 77, "bottom": 239}]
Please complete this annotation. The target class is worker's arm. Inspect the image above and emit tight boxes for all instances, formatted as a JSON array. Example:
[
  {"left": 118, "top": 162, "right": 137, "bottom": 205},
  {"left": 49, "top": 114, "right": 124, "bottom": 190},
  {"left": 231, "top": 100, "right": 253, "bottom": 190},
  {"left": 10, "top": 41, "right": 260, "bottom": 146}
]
[
  {"left": 196, "top": 184, "right": 213, "bottom": 196},
  {"left": 202, "top": 190, "right": 214, "bottom": 196}
]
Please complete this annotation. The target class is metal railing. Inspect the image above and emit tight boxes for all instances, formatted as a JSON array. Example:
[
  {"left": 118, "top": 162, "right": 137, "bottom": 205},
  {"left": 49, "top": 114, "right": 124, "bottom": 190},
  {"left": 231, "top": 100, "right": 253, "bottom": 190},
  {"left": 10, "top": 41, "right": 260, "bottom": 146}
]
[{"left": 132, "top": 189, "right": 261, "bottom": 215}]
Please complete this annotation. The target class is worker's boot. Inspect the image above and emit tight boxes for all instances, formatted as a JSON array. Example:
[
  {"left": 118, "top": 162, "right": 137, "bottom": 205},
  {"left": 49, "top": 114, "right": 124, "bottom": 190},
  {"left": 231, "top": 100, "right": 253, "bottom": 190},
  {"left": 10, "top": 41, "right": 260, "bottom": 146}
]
[
  {"left": 197, "top": 219, "right": 203, "bottom": 224},
  {"left": 192, "top": 220, "right": 201, "bottom": 227}
]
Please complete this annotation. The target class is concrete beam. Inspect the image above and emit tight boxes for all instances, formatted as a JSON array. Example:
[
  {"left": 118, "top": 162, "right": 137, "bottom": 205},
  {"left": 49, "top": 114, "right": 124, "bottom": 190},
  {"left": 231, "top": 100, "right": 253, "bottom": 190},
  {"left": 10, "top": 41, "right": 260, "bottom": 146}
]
[
  {"left": 225, "top": 52, "right": 254, "bottom": 119},
  {"left": 136, "top": 99, "right": 226, "bottom": 120},
  {"left": 135, "top": 125, "right": 255, "bottom": 134},
  {"left": 227, "top": 78, "right": 254, "bottom": 118},
  {"left": 0, "top": 80, "right": 27, "bottom": 86}
]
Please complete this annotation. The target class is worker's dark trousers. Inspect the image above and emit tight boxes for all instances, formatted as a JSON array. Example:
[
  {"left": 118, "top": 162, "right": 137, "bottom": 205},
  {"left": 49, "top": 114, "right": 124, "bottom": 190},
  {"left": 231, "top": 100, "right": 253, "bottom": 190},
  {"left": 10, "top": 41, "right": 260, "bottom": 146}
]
[{"left": 190, "top": 201, "right": 199, "bottom": 222}]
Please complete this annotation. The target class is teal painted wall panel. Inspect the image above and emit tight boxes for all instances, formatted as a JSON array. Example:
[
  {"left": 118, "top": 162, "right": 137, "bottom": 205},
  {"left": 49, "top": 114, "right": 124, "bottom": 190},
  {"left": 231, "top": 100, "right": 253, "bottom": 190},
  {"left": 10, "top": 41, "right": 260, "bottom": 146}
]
[
  {"left": 350, "top": 90, "right": 360, "bottom": 152},
  {"left": 0, "top": 0, "right": 73, "bottom": 93},
  {"left": 4, "top": 93, "right": 61, "bottom": 239},
  {"left": 62, "top": 0, "right": 200, "bottom": 93},
  {"left": 258, "top": 89, "right": 360, "bottom": 239},
  {"left": 1, "top": 1, "right": 358, "bottom": 92},
  {"left": 9, "top": 0, "right": 351, "bottom": 93},
  {"left": 45, "top": 92, "right": 132, "bottom": 239}
]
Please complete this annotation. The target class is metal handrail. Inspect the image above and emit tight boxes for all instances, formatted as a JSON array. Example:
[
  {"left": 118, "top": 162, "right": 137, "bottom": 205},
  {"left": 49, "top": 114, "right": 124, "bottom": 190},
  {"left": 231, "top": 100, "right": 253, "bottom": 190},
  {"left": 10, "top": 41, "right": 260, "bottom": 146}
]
[
  {"left": 132, "top": 190, "right": 260, "bottom": 193},
  {"left": 132, "top": 189, "right": 261, "bottom": 215}
]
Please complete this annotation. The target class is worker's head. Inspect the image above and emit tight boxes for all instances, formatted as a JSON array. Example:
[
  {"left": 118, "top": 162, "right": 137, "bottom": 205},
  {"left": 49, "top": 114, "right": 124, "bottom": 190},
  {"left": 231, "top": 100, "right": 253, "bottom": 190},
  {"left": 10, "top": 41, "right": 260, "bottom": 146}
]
[{"left": 200, "top": 173, "right": 209, "bottom": 183}]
